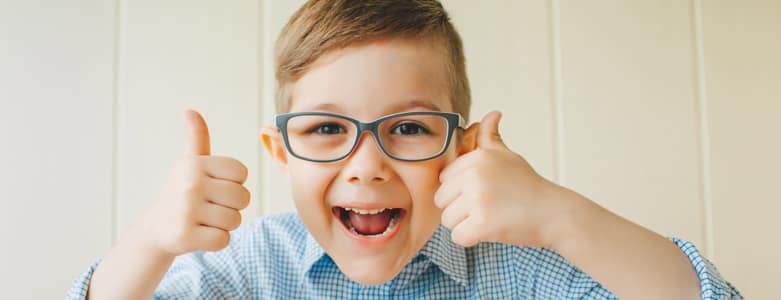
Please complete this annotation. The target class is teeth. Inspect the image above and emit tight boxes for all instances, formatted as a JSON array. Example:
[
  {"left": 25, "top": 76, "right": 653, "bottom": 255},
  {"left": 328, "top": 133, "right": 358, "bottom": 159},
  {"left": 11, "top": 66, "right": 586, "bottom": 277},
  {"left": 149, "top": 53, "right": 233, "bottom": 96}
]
[
  {"left": 345, "top": 211, "right": 400, "bottom": 238},
  {"left": 343, "top": 207, "right": 388, "bottom": 215}
]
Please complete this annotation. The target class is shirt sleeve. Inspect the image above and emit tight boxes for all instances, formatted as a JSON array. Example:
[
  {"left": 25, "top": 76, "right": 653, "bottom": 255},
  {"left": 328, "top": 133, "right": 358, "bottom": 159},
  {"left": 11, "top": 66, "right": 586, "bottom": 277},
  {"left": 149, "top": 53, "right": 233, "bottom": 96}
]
[
  {"left": 573, "top": 238, "right": 745, "bottom": 300},
  {"left": 669, "top": 237, "right": 744, "bottom": 299},
  {"left": 523, "top": 238, "right": 743, "bottom": 300},
  {"left": 65, "top": 259, "right": 101, "bottom": 300},
  {"left": 64, "top": 227, "right": 253, "bottom": 300},
  {"left": 151, "top": 229, "right": 252, "bottom": 299}
]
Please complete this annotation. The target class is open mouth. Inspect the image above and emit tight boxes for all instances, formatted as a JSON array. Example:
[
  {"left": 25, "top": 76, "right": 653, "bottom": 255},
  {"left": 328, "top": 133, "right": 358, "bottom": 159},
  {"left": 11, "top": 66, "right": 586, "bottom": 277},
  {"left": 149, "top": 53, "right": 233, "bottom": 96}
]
[{"left": 331, "top": 207, "right": 406, "bottom": 238}]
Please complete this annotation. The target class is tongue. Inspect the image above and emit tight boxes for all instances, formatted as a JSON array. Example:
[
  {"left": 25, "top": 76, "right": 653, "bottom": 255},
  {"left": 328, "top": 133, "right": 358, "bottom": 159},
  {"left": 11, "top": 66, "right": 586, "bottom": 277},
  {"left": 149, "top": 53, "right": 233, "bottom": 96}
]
[{"left": 348, "top": 210, "right": 392, "bottom": 235}]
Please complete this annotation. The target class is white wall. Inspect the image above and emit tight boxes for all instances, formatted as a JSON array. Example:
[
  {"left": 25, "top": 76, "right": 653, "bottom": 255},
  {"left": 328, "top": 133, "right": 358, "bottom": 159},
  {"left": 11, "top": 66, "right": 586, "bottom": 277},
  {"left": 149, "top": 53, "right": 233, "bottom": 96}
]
[
  {"left": 0, "top": 0, "right": 778, "bottom": 298},
  {"left": 1, "top": 0, "right": 115, "bottom": 297}
]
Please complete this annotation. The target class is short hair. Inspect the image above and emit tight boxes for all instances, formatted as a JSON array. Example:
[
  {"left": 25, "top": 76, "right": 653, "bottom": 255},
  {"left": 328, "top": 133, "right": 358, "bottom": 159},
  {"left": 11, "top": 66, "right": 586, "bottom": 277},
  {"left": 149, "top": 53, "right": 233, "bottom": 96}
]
[{"left": 274, "top": 0, "right": 471, "bottom": 122}]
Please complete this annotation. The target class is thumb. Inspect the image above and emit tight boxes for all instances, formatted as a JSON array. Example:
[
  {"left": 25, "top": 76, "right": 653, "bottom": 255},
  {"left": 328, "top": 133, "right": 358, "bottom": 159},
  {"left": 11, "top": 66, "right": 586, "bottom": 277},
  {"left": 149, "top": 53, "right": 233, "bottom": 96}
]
[
  {"left": 183, "top": 109, "right": 211, "bottom": 156},
  {"left": 477, "top": 111, "right": 505, "bottom": 149}
]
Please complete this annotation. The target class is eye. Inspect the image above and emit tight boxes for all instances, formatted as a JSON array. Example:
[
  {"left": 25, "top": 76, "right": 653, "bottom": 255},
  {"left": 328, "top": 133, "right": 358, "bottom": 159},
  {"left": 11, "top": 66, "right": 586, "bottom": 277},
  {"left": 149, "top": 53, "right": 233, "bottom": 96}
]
[
  {"left": 391, "top": 122, "right": 431, "bottom": 135},
  {"left": 309, "top": 123, "right": 346, "bottom": 135}
]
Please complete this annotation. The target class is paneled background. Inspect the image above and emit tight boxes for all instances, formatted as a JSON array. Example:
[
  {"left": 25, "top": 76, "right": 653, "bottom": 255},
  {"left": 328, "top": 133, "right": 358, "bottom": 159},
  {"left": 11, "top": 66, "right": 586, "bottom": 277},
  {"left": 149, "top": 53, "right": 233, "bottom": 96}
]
[{"left": 1, "top": 0, "right": 778, "bottom": 298}]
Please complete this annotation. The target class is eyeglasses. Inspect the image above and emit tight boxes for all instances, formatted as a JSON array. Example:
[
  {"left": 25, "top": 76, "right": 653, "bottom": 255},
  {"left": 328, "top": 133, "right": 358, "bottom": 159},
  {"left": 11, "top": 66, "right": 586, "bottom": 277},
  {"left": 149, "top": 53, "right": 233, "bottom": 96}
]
[{"left": 274, "top": 111, "right": 466, "bottom": 162}]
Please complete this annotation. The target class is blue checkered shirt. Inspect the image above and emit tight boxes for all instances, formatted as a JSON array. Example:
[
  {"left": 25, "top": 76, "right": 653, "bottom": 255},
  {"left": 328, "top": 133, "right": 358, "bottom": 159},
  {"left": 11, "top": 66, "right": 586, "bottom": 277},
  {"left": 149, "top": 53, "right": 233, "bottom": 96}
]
[{"left": 67, "top": 212, "right": 742, "bottom": 299}]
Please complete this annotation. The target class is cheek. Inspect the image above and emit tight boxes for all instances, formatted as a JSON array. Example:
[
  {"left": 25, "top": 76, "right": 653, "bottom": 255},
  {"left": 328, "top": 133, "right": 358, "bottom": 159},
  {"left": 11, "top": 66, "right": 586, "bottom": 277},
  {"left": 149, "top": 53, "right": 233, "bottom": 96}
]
[
  {"left": 286, "top": 161, "right": 337, "bottom": 215},
  {"left": 400, "top": 155, "right": 451, "bottom": 210},
  {"left": 407, "top": 149, "right": 460, "bottom": 213}
]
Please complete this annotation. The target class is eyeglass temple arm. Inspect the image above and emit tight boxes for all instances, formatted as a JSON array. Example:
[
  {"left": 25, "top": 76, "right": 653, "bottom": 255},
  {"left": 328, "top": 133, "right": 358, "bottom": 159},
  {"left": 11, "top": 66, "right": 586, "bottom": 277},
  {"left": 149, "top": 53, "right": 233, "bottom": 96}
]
[{"left": 457, "top": 114, "right": 467, "bottom": 129}]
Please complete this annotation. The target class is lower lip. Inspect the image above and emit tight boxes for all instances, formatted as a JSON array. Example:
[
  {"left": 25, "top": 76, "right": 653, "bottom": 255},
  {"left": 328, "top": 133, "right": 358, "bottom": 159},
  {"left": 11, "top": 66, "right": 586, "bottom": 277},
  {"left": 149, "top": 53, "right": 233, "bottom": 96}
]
[{"left": 334, "top": 209, "right": 406, "bottom": 245}]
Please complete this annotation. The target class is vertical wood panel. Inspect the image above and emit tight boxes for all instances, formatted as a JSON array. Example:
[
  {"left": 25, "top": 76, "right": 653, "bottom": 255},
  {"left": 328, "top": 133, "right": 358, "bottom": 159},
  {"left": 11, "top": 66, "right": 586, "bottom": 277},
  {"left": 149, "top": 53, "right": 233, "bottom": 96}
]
[
  {"left": 116, "top": 0, "right": 262, "bottom": 234},
  {"left": 0, "top": 1, "right": 115, "bottom": 298},
  {"left": 444, "top": 0, "right": 556, "bottom": 180},
  {"left": 556, "top": 1, "right": 705, "bottom": 246},
  {"left": 700, "top": 1, "right": 781, "bottom": 298}
]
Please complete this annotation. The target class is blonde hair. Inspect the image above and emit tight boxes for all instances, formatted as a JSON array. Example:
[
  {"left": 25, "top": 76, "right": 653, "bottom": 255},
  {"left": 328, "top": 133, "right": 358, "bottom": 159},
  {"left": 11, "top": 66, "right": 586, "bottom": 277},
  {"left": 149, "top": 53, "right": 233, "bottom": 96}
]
[{"left": 274, "top": 0, "right": 471, "bottom": 121}]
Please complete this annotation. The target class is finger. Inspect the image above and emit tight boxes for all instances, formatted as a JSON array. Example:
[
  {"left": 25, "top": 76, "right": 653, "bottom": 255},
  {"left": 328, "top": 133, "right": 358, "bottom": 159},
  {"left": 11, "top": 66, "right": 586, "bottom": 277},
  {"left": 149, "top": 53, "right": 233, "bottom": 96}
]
[
  {"left": 450, "top": 216, "right": 482, "bottom": 247},
  {"left": 439, "top": 196, "right": 470, "bottom": 229},
  {"left": 476, "top": 111, "right": 505, "bottom": 149},
  {"left": 204, "top": 178, "right": 251, "bottom": 210},
  {"left": 191, "top": 226, "right": 230, "bottom": 251},
  {"left": 183, "top": 109, "right": 211, "bottom": 156},
  {"left": 202, "top": 156, "right": 249, "bottom": 184},
  {"left": 434, "top": 176, "right": 463, "bottom": 208},
  {"left": 197, "top": 202, "right": 242, "bottom": 231},
  {"left": 438, "top": 150, "right": 478, "bottom": 183}
]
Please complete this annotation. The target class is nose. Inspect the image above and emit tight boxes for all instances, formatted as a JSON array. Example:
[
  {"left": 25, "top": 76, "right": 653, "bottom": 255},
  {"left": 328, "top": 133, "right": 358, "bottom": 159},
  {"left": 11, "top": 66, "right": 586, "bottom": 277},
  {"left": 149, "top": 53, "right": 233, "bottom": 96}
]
[{"left": 342, "top": 132, "right": 391, "bottom": 185}]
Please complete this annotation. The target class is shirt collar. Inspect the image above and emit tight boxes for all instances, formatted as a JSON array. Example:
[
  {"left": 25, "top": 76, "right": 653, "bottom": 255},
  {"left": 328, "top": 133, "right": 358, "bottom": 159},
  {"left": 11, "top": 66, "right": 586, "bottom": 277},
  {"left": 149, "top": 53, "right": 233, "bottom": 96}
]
[
  {"left": 302, "top": 231, "right": 327, "bottom": 273},
  {"left": 300, "top": 224, "right": 469, "bottom": 287},
  {"left": 419, "top": 224, "right": 469, "bottom": 287}
]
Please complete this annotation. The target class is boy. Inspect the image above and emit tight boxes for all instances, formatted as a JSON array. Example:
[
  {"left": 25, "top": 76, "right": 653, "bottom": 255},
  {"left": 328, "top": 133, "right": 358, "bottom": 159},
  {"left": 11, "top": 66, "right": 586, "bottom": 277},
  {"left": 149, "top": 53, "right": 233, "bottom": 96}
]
[{"left": 68, "top": 0, "right": 742, "bottom": 299}]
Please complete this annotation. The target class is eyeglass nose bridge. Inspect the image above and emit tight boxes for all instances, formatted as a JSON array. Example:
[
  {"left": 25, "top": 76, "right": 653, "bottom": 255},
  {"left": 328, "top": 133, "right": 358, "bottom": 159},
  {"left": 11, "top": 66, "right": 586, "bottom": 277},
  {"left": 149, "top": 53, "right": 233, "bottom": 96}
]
[{"left": 345, "top": 118, "right": 391, "bottom": 159}]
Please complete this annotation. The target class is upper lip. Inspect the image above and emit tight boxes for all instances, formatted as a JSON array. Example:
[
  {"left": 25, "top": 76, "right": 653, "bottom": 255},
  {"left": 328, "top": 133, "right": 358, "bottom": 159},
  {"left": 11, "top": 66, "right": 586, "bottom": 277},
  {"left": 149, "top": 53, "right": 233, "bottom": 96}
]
[
  {"left": 342, "top": 207, "right": 393, "bottom": 214},
  {"left": 330, "top": 203, "right": 406, "bottom": 211}
]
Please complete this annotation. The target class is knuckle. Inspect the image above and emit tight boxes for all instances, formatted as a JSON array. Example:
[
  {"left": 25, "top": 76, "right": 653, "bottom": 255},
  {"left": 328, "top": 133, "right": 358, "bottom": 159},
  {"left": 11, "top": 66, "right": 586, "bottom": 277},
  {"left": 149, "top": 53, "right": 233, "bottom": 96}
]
[
  {"left": 238, "top": 186, "right": 251, "bottom": 209},
  {"left": 223, "top": 156, "right": 245, "bottom": 170},
  {"left": 451, "top": 231, "right": 466, "bottom": 246},
  {"left": 236, "top": 161, "right": 249, "bottom": 180},
  {"left": 181, "top": 201, "right": 199, "bottom": 221},
  {"left": 227, "top": 210, "right": 242, "bottom": 230},
  {"left": 211, "top": 232, "right": 231, "bottom": 250},
  {"left": 220, "top": 210, "right": 241, "bottom": 231},
  {"left": 440, "top": 210, "right": 452, "bottom": 227},
  {"left": 433, "top": 188, "right": 447, "bottom": 207}
]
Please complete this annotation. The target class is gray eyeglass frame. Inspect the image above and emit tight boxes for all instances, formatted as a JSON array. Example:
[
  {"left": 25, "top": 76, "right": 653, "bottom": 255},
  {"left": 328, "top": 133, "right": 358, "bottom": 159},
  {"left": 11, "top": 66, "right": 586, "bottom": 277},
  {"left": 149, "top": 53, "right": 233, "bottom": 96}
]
[{"left": 274, "top": 111, "right": 466, "bottom": 163}]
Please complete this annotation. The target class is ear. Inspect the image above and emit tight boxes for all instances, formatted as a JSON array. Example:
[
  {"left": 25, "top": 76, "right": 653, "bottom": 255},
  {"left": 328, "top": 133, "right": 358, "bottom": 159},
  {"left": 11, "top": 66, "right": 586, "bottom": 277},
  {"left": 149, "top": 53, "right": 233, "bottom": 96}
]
[
  {"left": 260, "top": 126, "right": 289, "bottom": 174},
  {"left": 457, "top": 122, "right": 480, "bottom": 156}
]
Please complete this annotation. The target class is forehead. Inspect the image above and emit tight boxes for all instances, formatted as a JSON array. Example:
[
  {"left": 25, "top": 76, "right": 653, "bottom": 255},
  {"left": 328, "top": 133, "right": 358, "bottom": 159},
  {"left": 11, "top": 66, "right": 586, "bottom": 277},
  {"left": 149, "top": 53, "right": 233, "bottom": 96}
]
[{"left": 289, "top": 38, "right": 451, "bottom": 121}]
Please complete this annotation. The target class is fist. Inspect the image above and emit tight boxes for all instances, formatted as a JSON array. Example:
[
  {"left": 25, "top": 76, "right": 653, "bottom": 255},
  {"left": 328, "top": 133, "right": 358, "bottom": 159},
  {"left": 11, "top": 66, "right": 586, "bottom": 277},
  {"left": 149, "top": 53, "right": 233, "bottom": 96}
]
[
  {"left": 138, "top": 110, "right": 250, "bottom": 256},
  {"left": 435, "top": 111, "right": 568, "bottom": 248}
]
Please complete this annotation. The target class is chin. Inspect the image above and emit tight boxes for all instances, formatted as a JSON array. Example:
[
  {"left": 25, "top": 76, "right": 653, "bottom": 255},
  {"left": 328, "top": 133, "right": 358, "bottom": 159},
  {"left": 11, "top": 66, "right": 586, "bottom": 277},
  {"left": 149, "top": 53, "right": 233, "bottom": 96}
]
[{"left": 335, "top": 254, "right": 406, "bottom": 285}]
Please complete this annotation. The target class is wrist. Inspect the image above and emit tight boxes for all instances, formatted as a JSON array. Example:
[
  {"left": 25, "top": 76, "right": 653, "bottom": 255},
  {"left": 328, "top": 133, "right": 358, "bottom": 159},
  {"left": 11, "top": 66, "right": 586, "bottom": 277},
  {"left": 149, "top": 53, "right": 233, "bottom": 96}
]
[
  {"left": 125, "top": 221, "right": 178, "bottom": 261},
  {"left": 540, "top": 182, "right": 599, "bottom": 251}
]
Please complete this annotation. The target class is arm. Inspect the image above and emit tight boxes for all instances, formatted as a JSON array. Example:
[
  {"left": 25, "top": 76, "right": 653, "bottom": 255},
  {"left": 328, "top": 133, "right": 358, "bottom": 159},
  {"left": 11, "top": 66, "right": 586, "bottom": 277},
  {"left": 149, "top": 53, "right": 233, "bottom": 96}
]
[
  {"left": 78, "top": 110, "right": 250, "bottom": 300},
  {"left": 86, "top": 226, "right": 176, "bottom": 299},
  {"left": 546, "top": 185, "right": 701, "bottom": 300},
  {"left": 436, "top": 111, "right": 740, "bottom": 299},
  {"left": 68, "top": 225, "right": 253, "bottom": 300}
]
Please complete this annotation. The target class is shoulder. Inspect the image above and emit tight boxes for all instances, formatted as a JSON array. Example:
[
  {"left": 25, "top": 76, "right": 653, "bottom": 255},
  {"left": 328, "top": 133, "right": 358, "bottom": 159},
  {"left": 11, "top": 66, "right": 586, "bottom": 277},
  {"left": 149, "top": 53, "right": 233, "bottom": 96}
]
[
  {"left": 235, "top": 212, "right": 308, "bottom": 248},
  {"left": 467, "top": 242, "right": 570, "bottom": 270},
  {"left": 466, "top": 243, "right": 608, "bottom": 298},
  {"left": 157, "top": 213, "right": 310, "bottom": 297},
  {"left": 245, "top": 211, "right": 307, "bottom": 235},
  {"left": 211, "top": 211, "right": 310, "bottom": 261},
  {"left": 467, "top": 242, "right": 592, "bottom": 285}
]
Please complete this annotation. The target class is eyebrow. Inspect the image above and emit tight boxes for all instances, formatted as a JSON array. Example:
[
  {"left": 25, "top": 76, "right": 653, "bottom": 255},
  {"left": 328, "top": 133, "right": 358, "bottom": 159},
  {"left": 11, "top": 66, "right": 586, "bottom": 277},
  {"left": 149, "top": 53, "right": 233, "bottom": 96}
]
[
  {"left": 387, "top": 99, "right": 442, "bottom": 112},
  {"left": 305, "top": 99, "right": 442, "bottom": 114}
]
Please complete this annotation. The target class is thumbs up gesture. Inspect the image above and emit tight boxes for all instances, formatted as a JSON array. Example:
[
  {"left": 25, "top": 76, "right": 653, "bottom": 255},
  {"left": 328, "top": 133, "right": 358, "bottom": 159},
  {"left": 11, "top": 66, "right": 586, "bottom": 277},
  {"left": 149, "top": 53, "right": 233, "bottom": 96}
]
[
  {"left": 136, "top": 110, "right": 250, "bottom": 256},
  {"left": 434, "top": 111, "right": 572, "bottom": 248}
]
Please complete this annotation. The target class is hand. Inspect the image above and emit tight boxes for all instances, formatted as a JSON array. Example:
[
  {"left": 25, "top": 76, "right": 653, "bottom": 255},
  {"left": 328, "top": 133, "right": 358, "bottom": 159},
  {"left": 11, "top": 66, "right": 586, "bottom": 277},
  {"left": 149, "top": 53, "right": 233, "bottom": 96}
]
[
  {"left": 135, "top": 110, "right": 251, "bottom": 256},
  {"left": 435, "top": 111, "right": 570, "bottom": 248}
]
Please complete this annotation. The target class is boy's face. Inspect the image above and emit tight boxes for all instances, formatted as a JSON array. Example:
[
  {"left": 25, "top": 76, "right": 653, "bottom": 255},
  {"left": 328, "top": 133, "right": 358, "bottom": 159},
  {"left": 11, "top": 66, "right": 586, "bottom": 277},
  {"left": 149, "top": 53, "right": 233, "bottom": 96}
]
[{"left": 263, "top": 38, "right": 470, "bottom": 285}]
